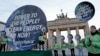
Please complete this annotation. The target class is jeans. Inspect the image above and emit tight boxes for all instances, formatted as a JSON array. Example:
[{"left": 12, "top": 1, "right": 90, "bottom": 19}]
[
  {"left": 71, "top": 49, "right": 75, "bottom": 56},
  {"left": 79, "top": 48, "right": 84, "bottom": 56},
  {"left": 39, "top": 41, "right": 45, "bottom": 51},
  {"left": 39, "top": 44, "right": 44, "bottom": 51},
  {"left": 0, "top": 44, "right": 6, "bottom": 51},
  {"left": 62, "top": 50, "right": 66, "bottom": 56},
  {"left": 54, "top": 50, "right": 58, "bottom": 56}
]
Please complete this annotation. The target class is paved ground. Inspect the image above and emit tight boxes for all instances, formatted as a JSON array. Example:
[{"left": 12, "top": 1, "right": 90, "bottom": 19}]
[{"left": 52, "top": 48, "right": 88, "bottom": 56}]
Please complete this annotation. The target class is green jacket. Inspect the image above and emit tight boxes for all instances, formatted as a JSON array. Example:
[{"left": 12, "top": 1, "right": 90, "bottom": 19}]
[
  {"left": 2, "top": 37, "right": 7, "bottom": 44},
  {"left": 61, "top": 43, "right": 67, "bottom": 50},
  {"left": 70, "top": 43, "right": 74, "bottom": 49},
  {"left": 77, "top": 42, "right": 84, "bottom": 49},
  {"left": 53, "top": 43, "right": 59, "bottom": 50},
  {"left": 39, "top": 36, "right": 45, "bottom": 41},
  {"left": 85, "top": 34, "right": 100, "bottom": 54}
]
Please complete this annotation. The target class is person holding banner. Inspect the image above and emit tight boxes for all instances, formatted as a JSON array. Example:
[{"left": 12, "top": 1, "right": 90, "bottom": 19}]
[
  {"left": 53, "top": 41, "right": 59, "bottom": 56},
  {"left": 76, "top": 40, "right": 84, "bottom": 56},
  {"left": 85, "top": 25, "right": 100, "bottom": 56},
  {"left": 0, "top": 36, "right": 7, "bottom": 52},
  {"left": 39, "top": 33, "right": 45, "bottom": 51},
  {"left": 61, "top": 41, "right": 67, "bottom": 56},
  {"left": 70, "top": 40, "right": 75, "bottom": 56}
]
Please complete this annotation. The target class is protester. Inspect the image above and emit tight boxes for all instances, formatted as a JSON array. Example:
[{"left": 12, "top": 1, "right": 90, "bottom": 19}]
[
  {"left": 61, "top": 41, "right": 67, "bottom": 56},
  {"left": 39, "top": 33, "right": 45, "bottom": 50},
  {"left": 70, "top": 40, "right": 75, "bottom": 56},
  {"left": 85, "top": 25, "right": 100, "bottom": 56},
  {"left": 0, "top": 36, "right": 7, "bottom": 52},
  {"left": 53, "top": 41, "right": 59, "bottom": 56},
  {"left": 77, "top": 40, "right": 84, "bottom": 56}
]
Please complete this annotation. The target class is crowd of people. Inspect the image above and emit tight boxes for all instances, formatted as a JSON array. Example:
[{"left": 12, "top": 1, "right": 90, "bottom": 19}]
[
  {"left": 53, "top": 25, "right": 100, "bottom": 56},
  {"left": 0, "top": 25, "right": 100, "bottom": 56}
]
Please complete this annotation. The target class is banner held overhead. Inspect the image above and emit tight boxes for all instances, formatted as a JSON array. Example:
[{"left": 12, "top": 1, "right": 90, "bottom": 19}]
[{"left": 5, "top": 5, "right": 48, "bottom": 51}]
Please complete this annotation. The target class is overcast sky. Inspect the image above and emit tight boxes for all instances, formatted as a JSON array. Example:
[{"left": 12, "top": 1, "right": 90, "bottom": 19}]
[{"left": 0, "top": 0, "right": 100, "bottom": 28}]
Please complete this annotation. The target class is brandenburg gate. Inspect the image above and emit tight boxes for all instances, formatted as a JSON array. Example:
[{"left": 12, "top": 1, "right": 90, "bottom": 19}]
[
  {"left": 1, "top": 17, "right": 90, "bottom": 51},
  {"left": 47, "top": 17, "right": 90, "bottom": 49}
]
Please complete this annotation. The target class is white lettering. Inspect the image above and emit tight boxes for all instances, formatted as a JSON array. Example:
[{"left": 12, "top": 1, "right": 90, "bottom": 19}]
[
  {"left": 14, "top": 13, "right": 37, "bottom": 21},
  {"left": 17, "top": 32, "right": 30, "bottom": 38},
  {"left": 9, "top": 27, "right": 22, "bottom": 32},
  {"left": 31, "top": 13, "right": 38, "bottom": 18},
  {"left": 23, "top": 25, "right": 42, "bottom": 32}
]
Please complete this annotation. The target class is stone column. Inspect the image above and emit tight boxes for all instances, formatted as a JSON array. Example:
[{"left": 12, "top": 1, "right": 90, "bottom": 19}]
[
  {"left": 84, "top": 23, "right": 90, "bottom": 36},
  {"left": 84, "top": 26, "right": 87, "bottom": 36},
  {"left": 67, "top": 28, "right": 71, "bottom": 43},
  {"left": 44, "top": 33, "right": 47, "bottom": 50},
  {"left": 75, "top": 27, "right": 80, "bottom": 44},
  {"left": 67, "top": 28, "right": 71, "bottom": 34},
  {"left": 56, "top": 28, "right": 61, "bottom": 48},
  {"left": 76, "top": 27, "right": 79, "bottom": 34},
  {"left": 48, "top": 29, "right": 54, "bottom": 49}
]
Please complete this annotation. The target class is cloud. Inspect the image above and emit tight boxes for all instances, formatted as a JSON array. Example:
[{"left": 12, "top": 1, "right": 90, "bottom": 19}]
[{"left": 0, "top": 0, "right": 99, "bottom": 29}]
